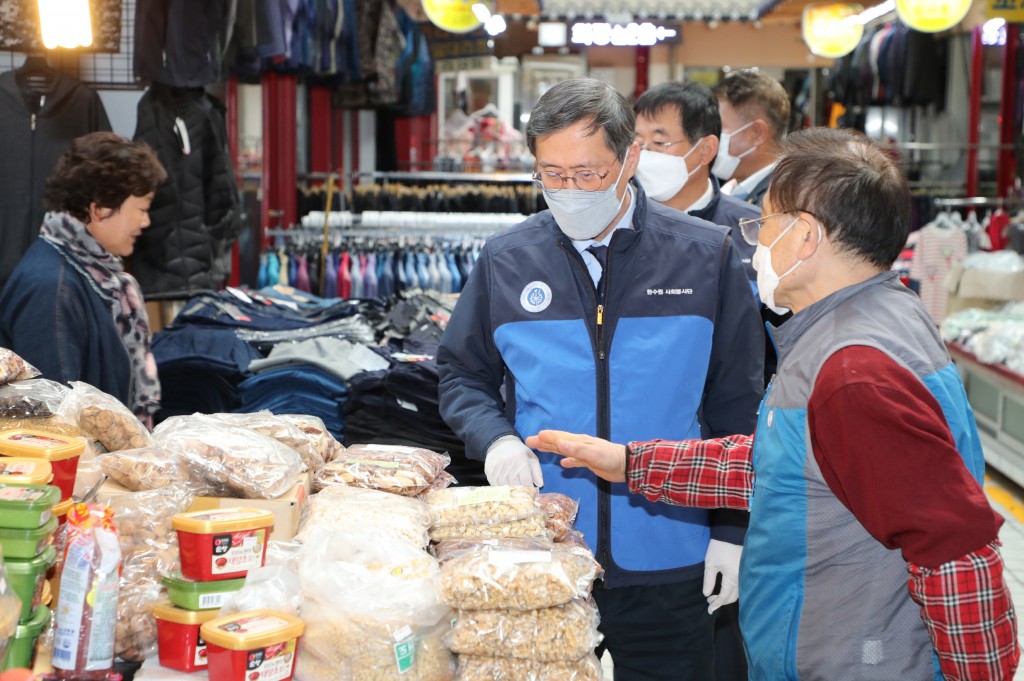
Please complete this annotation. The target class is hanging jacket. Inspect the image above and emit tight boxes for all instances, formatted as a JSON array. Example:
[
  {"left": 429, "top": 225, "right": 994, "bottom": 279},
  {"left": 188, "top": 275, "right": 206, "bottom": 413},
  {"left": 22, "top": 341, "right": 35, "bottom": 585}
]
[
  {"left": 0, "top": 71, "right": 110, "bottom": 287},
  {"left": 132, "top": 83, "right": 241, "bottom": 299},
  {"left": 438, "top": 184, "right": 764, "bottom": 587},
  {"left": 742, "top": 272, "right": 985, "bottom": 679},
  {"left": 135, "top": 0, "right": 231, "bottom": 87}
]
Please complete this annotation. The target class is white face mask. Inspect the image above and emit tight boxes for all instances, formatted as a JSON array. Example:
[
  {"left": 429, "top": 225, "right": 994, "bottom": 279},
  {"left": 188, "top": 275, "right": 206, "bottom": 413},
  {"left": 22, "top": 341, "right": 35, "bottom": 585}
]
[
  {"left": 751, "top": 216, "right": 821, "bottom": 315},
  {"left": 712, "top": 121, "right": 757, "bottom": 182},
  {"left": 634, "top": 140, "right": 705, "bottom": 202},
  {"left": 543, "top": 158, "right": 629, "bottom": 241}
]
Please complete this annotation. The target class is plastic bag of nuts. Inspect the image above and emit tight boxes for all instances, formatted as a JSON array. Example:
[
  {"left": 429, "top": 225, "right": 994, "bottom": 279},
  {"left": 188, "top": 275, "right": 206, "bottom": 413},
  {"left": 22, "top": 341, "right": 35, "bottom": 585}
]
[
  {"left": 455, "top": 652, "right": 603, "bottom": 681},
  {"left": 0, "top": 347, "right": 39, "bottom": 386},
  {"left": 298, "top": 485, "right": 432, "bottom": 548},
  {"left": 425, "top": 486, "right": 539, "bottom": 527},
  {"left": 431, "top": 537, "right": 555, "bottom": 566},
  {"left": 0, "top": 378, "right": 68, "bottom": 418},
  {"left": 210, "top": 411, "right": 326, "bottom": 476},
  {"left": 279, "top": 413, "right": 344, "bottom": 462},
  {"left": 536, "top": 493, "right": 579, "bottom": 541},
  {"left": 154, "top": 414, "right": 305, "bottom": 499},
  {"left": 439, "top": 544, "right": 598, "bottom": 610},
  {"left": 317, "top": 444, "right": 451, "bottom": 496},
  {"left": 64, "top": 381, "right": 154, "bottom": 452},
  {"left": 428, "top": 513, "right": 550, "bottom": 542},
  {"left": 448, "top": 598, "right": 602, "bottom": 661},
  {"left": 98, "top": 447, "right": 187, "bottom": 492}
]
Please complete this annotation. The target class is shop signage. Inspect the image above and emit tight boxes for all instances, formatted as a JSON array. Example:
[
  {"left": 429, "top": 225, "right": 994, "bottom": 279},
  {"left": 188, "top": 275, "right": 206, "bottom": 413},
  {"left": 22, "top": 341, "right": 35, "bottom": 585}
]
[
  {"left": 422, "top": 0, "right": 484, "bottom": 34},
  {"left": 802, "top": 3, "right": 864, "bottom": 58},
  {"left": 988, "top": 0, "right": 1024, "bottom": 23},
  {"left": 895, "top": 0, "right": 972, "bottom": 32},
  {"left": 421, "top": 22, "right": 491, "bottom": 61}
]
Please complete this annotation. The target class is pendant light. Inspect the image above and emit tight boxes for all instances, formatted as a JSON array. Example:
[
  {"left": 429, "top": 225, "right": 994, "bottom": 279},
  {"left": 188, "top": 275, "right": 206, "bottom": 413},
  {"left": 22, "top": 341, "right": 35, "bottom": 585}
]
[
  {"left": 802, "top": 3, "right": 865, "bottom": 58},
  {"left": 37, "top": 0, "right": 93, "bottom": 49},
  {"left": 421, "top": 0, "right": 487, "bottom": 33},
  {"left": 895, "top": 0, "right": 971, "bottom": 33}
]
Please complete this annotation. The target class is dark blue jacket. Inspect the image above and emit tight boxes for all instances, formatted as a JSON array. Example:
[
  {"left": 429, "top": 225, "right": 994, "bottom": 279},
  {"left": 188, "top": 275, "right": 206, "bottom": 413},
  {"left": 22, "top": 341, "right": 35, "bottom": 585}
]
[
  {"left": 437, "top": 183, "right": 764, "bottom": 587},
  {"left": 689, "top": 176, "right": 759, "bottom": 286},
  {"left": 0, "top": 239, "right": 132, "bottom": 406}
]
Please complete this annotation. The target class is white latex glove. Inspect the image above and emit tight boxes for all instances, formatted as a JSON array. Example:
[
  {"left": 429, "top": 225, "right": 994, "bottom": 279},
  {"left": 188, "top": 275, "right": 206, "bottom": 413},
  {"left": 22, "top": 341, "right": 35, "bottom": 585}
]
[
  {"left": 703, "top": 538, "right": 742, "bottom": 614},
  {"left": 484, "top": 435, "right": 544, "bottom": 487}
]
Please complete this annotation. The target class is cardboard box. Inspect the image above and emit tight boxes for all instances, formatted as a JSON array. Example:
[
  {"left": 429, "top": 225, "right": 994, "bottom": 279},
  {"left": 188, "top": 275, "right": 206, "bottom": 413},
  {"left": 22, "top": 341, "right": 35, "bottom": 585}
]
[
  {"left": 946, "top": 262, "right": 1024, "bottom": 302},
  {"left": 95, "top": 473, "right": 311, "bottom": 541}
]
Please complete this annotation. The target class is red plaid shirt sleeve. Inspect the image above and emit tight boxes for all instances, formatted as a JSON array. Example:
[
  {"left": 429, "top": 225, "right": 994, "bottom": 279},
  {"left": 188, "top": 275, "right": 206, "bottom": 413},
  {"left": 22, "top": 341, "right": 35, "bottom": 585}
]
[
  {"left": 908, "top": 540, "right": 1020, "bottom": 681},
  {"left": 625, "top": 435, "right": 754, "bottom": 510}
]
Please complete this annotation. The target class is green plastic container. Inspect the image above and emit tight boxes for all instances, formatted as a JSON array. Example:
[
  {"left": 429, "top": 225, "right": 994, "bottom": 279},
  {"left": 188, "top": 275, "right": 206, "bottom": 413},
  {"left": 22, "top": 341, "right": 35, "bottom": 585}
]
[
  {"left": 162, "top": 572, "right": 246, "bottom": 611},
  {"left": 5, "top": 545, "right": 56, "bottom": 622},
  {"left": 0, "top": 604, "right": 49, "bottom": 671},
  {"left": 0, "top": 516, "right": 56, "bottom": 559},
  {"left": 0, "top": 483, "right": 60, "bottom": 529}
]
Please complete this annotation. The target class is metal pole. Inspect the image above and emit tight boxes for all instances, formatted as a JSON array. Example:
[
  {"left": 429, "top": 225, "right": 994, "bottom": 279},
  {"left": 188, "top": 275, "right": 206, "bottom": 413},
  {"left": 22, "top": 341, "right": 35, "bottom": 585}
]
[{"left": 966, "top": 26, "right": 984, "bottom": 199}]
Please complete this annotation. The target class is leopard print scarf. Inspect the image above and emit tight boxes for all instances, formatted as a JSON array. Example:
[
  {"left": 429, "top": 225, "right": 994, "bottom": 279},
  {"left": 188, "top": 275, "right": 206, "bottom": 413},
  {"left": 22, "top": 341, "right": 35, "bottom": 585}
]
[{"left": 40, "top": 212, "right": 160, "bottom": 423}]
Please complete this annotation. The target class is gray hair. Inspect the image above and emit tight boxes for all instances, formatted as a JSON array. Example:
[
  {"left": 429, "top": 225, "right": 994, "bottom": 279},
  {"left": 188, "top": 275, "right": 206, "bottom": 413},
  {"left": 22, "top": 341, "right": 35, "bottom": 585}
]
[{"left": 526, "top": 78, "right": 635, "bottom": 160}]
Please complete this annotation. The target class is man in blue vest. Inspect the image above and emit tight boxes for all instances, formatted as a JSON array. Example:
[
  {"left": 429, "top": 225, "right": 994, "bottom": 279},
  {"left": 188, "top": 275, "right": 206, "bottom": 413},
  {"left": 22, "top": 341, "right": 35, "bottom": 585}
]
[{"left": 437, "top": 77, "right": 763, "bottom": 680}]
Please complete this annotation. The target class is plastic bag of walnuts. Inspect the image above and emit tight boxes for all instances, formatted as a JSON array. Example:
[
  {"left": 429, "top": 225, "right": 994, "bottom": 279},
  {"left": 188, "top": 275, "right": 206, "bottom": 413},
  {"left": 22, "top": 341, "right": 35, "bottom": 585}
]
[
  {"left": 455, "top": 652, "right": 603, "bottom": 681},
  {"left": 98, "top": 447, "right": 187, "bottom": 492},
  {"left": 318, "top": 444, "right": 451, "bottom": 496},
  {"left": 64, "top": 381, "right": 154, "bottom": 452},
  {"left": 210, "top": 411, "right": 325, "bottom": 477},
  {"left": 536, "top": 493, "right": 578, "bottom": 541}
]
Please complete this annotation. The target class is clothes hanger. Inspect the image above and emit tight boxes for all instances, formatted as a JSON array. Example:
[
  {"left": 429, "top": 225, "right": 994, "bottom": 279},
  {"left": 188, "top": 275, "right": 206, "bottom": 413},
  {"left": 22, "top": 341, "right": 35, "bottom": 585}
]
[{"left": 15, "top": 52, "right": 58, "bottom": 98}]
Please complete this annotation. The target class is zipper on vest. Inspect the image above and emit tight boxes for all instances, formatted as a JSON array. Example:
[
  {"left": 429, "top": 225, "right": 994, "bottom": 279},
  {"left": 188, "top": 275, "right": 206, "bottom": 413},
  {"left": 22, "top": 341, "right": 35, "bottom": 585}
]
[
  {"left": 596, "top": 304, "right": 605, "bottom": 360},
  {"left": 30, "top": 113, "right": 36, "bottom": 131}
]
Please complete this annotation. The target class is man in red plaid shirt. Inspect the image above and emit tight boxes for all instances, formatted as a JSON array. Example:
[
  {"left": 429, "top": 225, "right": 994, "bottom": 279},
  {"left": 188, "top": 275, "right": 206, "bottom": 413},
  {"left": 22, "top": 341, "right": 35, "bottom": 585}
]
[{"left": 528, "top": 128, "right": 1020, "bottom": 680}]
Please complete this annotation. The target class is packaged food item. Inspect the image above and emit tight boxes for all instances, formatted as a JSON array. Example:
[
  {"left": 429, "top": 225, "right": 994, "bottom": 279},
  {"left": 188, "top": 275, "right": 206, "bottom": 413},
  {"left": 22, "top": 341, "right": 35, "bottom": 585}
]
[
  {"left": 553, "top": 531, "right": 604, "bottom": 581},
  {"left": 53, "top": 497, "right": 73, "bottom": 527},
  {"left": 0, "top": 348, "right": 39, "bottom": 386},
  {"left": 0, "top": 458, "right": 53, "bottom": 486},
  {"left": 64, "top": 382, "right": 154, "bottom": 453},
  {"left": 428, "top": 514, "right": 549, "bottom": 542},
  {"left": 537, "top": 493, "right": 579, "bottom": 541},
  {"left": 278, "top": 414, "right": 344, "bottom": 462},
  {"left": 209, "top": 412, "right": 325, "bottom": 477},
  {"left": 439, "top": 545, "right": 598, "bottom": 611},
  {"left": 0, "top": 415, "right": 83, "bottom": 437},
  {"left": 155, "top": 415, "right": 305, "bottom": 499},
  {"left": 173, "top": 508, "right": 274, "bottom": 581},
  {"left": 0, "top": 483, "right": 60, "bottom": 529},
  {"left": 426, "top": 486, "right": 537, "bottom": 524},
  {"left": 449, "top": 598, "right": 602, "bottom": 661},
  {"left": 163, "top": 573, "right": 246, "bottom": 611},
  {"left": 0, "top": 553, "right": 25, "bottom": 663},
  {"left": 0, "top": 604, "right": 49, "bottom": 672},
  {"left": 200, "top": 610, "right": 304, "bottom": 681},
  {"left": 0, "top": 379, "right": 67, "bottom": 418},
  {"left": 0, "top": 430, "right": 86, "bottom": 500},
  {"left": 0, "top": 516, "right": 57, "bottom": 559},
  {"left": 297, "top": 485, "right": 432, "bottom": 548},
  {"left": 318, "top": 444, "right": 450, "bottom": 496},
  {"left": 152, "top": 602, "right": 220, "bottom": 672},
  {"left": 431, "top": 537, "right": 555, "bottom": 566},
  {"left": 455, "top": 652, "right": 603, "bottom": 681},
  {"left": 218, "top": 565, "right": 302, "bottom": 618},
  {"left": 4, "top": 545, "right": 56, "bottom": 622},
  {"left": 98, "top": 448, "right": 186, "bottom": 492},
  {"left": 52, "top": 504, "right": 122, "bottom": 680}
]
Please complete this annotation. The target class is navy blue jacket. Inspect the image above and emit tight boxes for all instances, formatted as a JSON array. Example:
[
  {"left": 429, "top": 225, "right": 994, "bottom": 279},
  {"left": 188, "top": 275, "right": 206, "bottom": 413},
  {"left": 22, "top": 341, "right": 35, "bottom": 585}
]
[
  {"left": 438, "top": 183, "right": 764, "bottom": 587},
  {"left": 0, "top": 239, "right": 132, "bottom": 406},
  {"left": 689, "top": 176, "right": 759, "bottom": 286}
]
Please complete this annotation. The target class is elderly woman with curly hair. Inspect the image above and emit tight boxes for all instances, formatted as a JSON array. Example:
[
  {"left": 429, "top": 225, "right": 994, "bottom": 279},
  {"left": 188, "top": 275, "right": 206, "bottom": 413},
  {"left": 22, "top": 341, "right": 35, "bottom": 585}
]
[{"left": 0, "top": 132, "right": 167, "bottom": 425}]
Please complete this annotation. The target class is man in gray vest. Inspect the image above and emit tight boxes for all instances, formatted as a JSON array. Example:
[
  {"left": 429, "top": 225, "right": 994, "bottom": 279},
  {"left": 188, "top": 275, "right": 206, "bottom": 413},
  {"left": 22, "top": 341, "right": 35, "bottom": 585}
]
[{"left": 526, "top": 127, "right": 1020, "bottom": 681}]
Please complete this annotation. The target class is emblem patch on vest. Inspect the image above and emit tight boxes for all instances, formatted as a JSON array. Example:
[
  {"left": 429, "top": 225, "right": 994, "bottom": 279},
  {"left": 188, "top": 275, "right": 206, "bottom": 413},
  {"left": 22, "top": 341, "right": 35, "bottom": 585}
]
[{"left": 520, "top": 281, "right": 552, "bottom": 313}]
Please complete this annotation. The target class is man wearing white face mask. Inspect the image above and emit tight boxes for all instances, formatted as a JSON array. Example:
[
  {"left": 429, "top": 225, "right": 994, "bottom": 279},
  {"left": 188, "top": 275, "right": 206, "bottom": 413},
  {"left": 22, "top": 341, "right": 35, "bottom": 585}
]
[
  {"left": 635, "top": 81, "right": 760, "bottom": 286},
  {"left": 711, "top": 70, "right": 790, "bottom": 207},
  {"left": 438, "top": 78, "right": 763, "bottom": 680}
]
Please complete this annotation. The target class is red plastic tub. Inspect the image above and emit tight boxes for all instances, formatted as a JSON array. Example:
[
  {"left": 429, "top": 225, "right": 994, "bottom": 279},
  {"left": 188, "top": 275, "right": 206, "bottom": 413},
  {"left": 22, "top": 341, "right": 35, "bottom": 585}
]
[
  {"left": 171, "top": 508, "right": 274, "bottom": 582},
  {"left": 0, "top": 430, "right": 85, "bottom": 501},
  {"left": 153, "top": 602, "right": 220, "bottom": 672},
  {"left": 200, "top": 610, "right": 304, "bottom": 681}
]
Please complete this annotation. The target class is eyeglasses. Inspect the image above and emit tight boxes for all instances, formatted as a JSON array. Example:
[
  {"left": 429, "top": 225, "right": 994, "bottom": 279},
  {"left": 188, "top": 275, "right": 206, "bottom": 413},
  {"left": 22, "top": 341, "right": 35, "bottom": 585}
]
[
  {"left": 532, "top": 161, "right": 620, "bottom": 192},
  {"left": 738, "top": 210, "right": 816, "bottom": 246},
  {"left": 636, "top": 139, "right": 687, "bottom": 152}
]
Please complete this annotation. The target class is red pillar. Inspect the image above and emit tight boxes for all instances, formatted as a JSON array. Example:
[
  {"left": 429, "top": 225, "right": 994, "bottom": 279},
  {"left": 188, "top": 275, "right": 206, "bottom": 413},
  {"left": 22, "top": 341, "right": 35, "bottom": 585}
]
[
  {"left": 966, "top": 26, "right": 984, "bottom": 199},
  {"left": 309, "top": 86, "right": 333, "bottom": 183},
  {"left": 262, "top": 72, "right": 298, "bottom": 240},
  {"left": 634, "top": 46, "right": 650, "bottom": 99},
  {"left": 998, "top": 24, "right": 1019, "bottom": 198}
]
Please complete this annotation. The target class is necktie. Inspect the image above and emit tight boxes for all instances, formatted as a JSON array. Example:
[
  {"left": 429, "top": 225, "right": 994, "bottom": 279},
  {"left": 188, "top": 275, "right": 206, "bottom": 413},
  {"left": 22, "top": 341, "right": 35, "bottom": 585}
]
[{"left": 586, "top": 244, "right": 608, "bottom": 301}]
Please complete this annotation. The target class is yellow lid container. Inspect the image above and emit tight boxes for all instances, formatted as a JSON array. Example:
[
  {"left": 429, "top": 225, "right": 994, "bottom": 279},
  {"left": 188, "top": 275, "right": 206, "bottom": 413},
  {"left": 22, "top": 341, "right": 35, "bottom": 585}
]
[
  {"left": 153, "top": 602, "right": 222, "bottom": 626},
  {"left": 0, "top": 430, "right": 85, "bottom": 461},
  {"left": 41, "top": 579, "right": 51, "bottom": 606},
  {"left": 172, "top": 508, "right": 275, "bottom": 534},
  {"left": 200, "top": 610, "right": 305, "bottom": 650},
  {"left": 52, "top": 496, "right": 73, "bottom": 523},
  {"left": 0, "top": 458, "right": 52, "bottom": 485}
]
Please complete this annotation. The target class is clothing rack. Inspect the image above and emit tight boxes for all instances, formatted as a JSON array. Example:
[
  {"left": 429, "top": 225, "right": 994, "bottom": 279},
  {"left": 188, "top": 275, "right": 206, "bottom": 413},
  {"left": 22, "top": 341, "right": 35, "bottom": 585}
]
[{"left": 933, "top": 197, "right": 1024, "bottom": 209}]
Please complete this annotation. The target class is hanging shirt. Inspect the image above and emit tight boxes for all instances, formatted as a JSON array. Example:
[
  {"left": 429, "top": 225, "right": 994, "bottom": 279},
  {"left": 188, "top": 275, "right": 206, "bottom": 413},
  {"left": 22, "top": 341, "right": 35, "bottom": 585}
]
[
  {"left": 436, "top": 251, "right": 451, "bottom": 293},
  {"left": 323, "top": 253, "right": 338, "bottom": 299},
  {"left": 295, "top": 255, "right": 310, "bottom": 293},
  {"left": 338, "top": 251, "right": 352, "bottom": 298},
  {"left": 909, "top": 224, "right": 967, "bottom": 323},
  {"left": 279, "top": 252, "right": 289, "bottom": 287},
  {"left": 350, "top": 252, "right": 364, "bottom": 298},
  {"left": 364, "top": 253, "right": 378, "bottom": 298}
]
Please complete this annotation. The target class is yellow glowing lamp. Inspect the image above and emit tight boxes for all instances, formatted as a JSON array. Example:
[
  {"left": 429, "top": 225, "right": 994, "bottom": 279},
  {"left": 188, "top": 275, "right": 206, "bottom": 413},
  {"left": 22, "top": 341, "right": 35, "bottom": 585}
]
[
  {"left": 895, "top": 0, "right": 971, "bottom": 32},
  {"left": 802, "top": 3, "right": 865, "bottom": 58},
  {"left": 37, "top": 0, "right": 93, "bottom": 49},
  {"left": 421, "top": 0, "right": 485, "bottom": 33}
]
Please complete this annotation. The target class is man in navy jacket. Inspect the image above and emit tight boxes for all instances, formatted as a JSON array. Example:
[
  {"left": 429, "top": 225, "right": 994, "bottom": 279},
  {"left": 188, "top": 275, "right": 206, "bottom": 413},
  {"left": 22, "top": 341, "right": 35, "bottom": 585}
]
[{"left": 437, "top": 78, "right": 763, "bottom": 680}]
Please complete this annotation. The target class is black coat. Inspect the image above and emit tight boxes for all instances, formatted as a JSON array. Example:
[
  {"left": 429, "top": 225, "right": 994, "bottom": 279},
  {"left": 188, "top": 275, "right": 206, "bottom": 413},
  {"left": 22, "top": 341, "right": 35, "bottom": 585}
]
[
  {"left": 132, "top": 83, "right": 240, "bottom": 299},
  {"left": 0, "top": 71, "right": 110, "bottom": 286}
]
